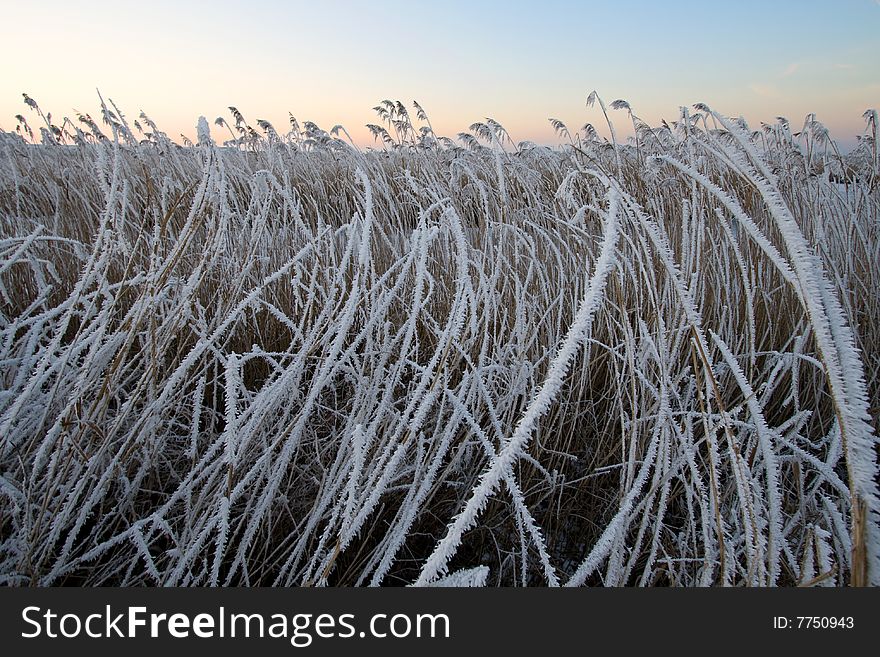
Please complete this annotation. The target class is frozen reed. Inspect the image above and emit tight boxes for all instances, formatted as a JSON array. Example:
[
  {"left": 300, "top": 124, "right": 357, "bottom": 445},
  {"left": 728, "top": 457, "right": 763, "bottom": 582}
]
[{"left": 0, "top": 96, "right": 878, "bottom": 586}]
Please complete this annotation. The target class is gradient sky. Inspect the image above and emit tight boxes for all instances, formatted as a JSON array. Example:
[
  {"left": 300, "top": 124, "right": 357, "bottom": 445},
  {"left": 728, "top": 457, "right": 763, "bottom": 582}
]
[{"left": 1, "top": 0, "right": 878, "bottom": 148}]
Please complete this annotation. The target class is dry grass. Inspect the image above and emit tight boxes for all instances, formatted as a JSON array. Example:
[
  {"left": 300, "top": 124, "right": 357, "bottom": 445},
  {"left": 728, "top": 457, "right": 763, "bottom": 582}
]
[{"left": 0, "top": 96, "right": 877, "bottom": 586}]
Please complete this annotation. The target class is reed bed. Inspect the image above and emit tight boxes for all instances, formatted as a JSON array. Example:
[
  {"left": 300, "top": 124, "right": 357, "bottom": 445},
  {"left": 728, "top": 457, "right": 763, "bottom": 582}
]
[{"left": 0, "top": 96, "right": 878, "bottom": 586}]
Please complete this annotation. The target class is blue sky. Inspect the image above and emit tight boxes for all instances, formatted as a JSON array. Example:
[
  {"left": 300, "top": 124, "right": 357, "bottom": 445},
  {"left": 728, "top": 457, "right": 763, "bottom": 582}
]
[{"left": 1, "top": 0, "right": 877, "bottom": 146}]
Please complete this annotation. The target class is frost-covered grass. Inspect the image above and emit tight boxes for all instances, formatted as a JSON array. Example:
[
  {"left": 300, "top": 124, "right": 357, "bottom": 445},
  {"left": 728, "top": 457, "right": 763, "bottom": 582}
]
[{"left": 0, "top": 97, "right": 878, "bottom": 586}]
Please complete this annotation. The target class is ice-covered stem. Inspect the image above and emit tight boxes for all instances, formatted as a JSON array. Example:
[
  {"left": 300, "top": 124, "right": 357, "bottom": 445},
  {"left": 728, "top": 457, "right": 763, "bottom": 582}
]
[
  {"left": 415, "top": 182, "right": 621, "bottom": 586},
  {"left": 587, "top": 91, "right": 621, "bottom": 177},
  {"left": 706, "top": 105, "right": 880, "bottom": 585}
]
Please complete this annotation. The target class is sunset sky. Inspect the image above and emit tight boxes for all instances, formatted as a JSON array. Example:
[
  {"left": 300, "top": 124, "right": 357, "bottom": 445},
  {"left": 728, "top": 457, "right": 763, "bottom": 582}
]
[{"left": 1, "top": 0, "right": 878, "bottom": 148}]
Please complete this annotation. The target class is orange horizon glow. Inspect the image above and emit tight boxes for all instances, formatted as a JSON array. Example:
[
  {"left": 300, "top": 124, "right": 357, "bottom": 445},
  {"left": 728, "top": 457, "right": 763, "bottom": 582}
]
[{"left": 1, "top": 1, "right": 877, "bottom": 150}]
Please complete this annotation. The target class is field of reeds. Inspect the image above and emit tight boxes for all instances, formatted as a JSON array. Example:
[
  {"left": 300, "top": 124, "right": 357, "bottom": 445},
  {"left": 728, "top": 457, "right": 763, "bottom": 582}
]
[{"left": 0, "top": 95, "right": 878, "bottom": 586}]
